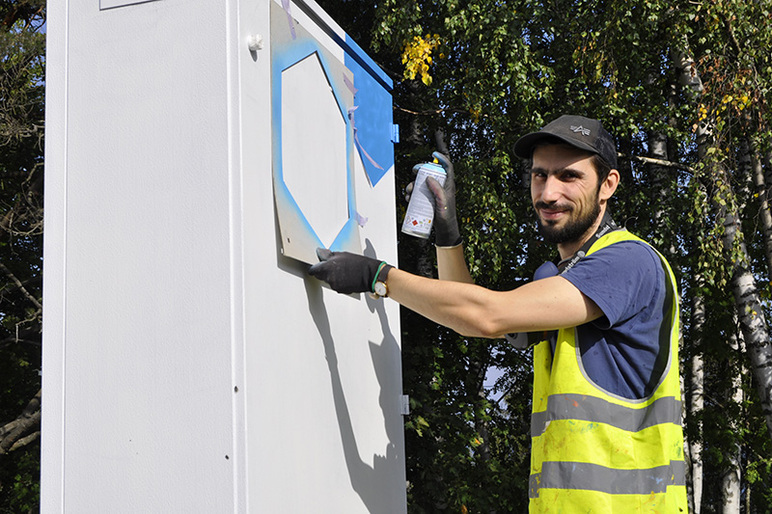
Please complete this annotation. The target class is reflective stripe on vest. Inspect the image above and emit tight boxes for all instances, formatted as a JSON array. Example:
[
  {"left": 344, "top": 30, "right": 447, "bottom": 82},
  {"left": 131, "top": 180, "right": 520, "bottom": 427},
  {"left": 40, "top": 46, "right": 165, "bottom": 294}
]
[
  {"left": 530, "top": 459, "right": 686, "bottom": 496},
  {"left": 530, "top": 393, "right": 682, "bottom": 437},
  {"left": 528, "top": 230, "right": 687, "bottom": 511}
]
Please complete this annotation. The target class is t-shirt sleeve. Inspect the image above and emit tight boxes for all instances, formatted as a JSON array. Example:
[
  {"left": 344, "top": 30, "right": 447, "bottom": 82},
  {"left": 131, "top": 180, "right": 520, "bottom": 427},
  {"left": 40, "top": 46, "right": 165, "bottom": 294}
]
[{"left": 561, "top": 240, "right": 662, "bottom": 329}]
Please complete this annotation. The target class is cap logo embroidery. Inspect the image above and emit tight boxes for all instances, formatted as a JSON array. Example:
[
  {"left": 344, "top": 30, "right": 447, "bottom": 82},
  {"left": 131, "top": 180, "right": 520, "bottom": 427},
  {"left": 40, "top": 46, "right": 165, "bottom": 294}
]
[{"left": 570, "top": 125, "right": 591, "bottom": 136}]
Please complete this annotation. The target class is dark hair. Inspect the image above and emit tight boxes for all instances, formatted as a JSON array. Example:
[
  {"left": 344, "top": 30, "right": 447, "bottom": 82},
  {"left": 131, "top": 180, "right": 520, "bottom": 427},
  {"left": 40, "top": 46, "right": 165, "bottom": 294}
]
[{"left": 591, "top": 154, "right": 612, "bottom": 187}]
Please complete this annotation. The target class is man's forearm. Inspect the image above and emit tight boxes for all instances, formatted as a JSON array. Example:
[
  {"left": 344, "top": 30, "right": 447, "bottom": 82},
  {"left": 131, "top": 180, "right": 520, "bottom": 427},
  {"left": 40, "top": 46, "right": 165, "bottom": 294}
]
[
  {"left": 384, "top": 268, "right": 604, "bottom": 339},
  {"left": 436, "top": 244, "right": 474, "bottom": 283},
  {"left": 386, "top": 267, "right": 498, "bottom": 337}
]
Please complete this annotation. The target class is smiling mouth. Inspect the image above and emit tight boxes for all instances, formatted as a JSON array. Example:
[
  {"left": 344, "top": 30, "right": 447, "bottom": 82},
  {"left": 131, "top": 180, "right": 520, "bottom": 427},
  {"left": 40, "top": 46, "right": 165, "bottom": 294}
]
[
  {"left": 541, "top": 209, "right": 564, "bottom": 219},
  {"left": 536, "top": 203, "right": 571, "bottom": 221}
]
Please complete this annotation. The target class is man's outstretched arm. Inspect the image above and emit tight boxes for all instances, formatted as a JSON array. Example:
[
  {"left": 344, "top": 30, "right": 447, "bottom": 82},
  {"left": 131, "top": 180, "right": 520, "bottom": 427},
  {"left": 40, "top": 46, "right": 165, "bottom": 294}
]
[
  {"left": 308, "top": 250, "right": 602, "bottom": 339},
  {"left": 385, "top": 268, "right": 602, "bottom": 338}
]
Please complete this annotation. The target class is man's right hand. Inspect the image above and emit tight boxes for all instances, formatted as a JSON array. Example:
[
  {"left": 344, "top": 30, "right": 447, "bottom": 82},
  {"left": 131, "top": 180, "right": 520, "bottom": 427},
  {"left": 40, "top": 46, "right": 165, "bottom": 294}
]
[{"left": 406, "top": 151, "right": 461, "bottom": 247}]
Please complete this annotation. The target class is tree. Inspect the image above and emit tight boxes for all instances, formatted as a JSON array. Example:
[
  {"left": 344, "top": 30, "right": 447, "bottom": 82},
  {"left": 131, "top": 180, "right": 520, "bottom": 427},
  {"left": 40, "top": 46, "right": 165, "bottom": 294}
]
[
  {"left": 0, "top": 0, "right": 45, "bottom": 511},
  {"left": 319, "top": 0, "right": 772, "bottom": 511},
  {"left": 6, "top": 0, "right": 772, "bottom": 510}
]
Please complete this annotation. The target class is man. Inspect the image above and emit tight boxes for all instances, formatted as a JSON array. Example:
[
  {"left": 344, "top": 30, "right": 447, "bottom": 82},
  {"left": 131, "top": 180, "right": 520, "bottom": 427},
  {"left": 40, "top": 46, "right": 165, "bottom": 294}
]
[{"left": 309, "top": 115, "right": 687, "bottom": 512}]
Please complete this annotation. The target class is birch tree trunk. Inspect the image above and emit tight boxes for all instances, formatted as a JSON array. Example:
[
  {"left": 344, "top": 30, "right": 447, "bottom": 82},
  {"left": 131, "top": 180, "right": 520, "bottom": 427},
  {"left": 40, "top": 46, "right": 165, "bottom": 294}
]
[
  {"left": 671, "top": 42, "right": 707, "bottom": 510},
  {"left": 721, "top": 326, "right": 744, "bottom": 514},
  {"left": 682, "top": 38, "right": 772, "bottom": 439},
  {"left": 718, "top": 140, "right": 772, "bottom": 440},
  {"left": 749, "top": 144, "right": 772, "bottom": 274},
  {"left": 765, "top": 151, "right": 772, "bottom": 191},
  {"left": 688, "top": 278, "right": 705, "bottom": 514},
  {"left": 715, "top": 174, "right": 772, "bottom": 439}
]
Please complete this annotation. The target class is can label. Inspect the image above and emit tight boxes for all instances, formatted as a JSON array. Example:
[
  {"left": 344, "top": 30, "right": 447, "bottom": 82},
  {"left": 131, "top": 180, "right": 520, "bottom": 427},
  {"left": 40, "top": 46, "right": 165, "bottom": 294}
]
[{"left": 401, "top": 162, "right": 447, "bottom": 239}]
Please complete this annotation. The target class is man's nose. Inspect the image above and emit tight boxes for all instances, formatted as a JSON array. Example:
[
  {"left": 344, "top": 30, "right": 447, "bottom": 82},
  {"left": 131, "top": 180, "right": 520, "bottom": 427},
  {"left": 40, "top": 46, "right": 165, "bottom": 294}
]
[{"left": 540, "top": 175, "right": 562, "bottom": 202}]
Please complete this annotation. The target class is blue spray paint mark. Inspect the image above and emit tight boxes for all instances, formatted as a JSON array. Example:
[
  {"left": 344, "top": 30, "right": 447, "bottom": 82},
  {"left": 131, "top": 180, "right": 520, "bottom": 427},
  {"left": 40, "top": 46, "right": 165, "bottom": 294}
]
[
  {"left": 270, "top": 12, "right": 395, "bottom": 258},
  {"left": 344, "top": 37, "right": 395, "bottom": 186}
]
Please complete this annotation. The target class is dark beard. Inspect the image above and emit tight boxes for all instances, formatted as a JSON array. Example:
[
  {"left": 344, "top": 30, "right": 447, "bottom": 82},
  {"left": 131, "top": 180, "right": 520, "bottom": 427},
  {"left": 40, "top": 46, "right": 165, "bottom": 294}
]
[{"left": 537, "top": 200, "right": 601, "bottom": 244}]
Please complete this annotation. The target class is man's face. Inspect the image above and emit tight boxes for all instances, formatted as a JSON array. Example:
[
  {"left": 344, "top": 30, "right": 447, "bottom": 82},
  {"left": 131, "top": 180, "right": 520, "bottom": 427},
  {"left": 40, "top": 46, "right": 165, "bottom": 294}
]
[{"left": 530, "top": 144, "right": 602, "bottom": 244}]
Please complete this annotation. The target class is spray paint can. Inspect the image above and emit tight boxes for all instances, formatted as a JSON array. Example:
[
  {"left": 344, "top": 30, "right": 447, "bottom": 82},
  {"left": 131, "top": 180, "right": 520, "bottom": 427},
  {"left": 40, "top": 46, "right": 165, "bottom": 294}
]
[{"left": 401, "top": 161, "right": 447, "bottom": 239}]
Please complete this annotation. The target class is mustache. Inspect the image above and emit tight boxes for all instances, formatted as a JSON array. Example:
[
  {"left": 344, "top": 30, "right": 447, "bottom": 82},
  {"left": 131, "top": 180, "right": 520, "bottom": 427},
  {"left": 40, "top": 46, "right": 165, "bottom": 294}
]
[{"left": 534, "top": 201, "right": 572, "bottom": 211}]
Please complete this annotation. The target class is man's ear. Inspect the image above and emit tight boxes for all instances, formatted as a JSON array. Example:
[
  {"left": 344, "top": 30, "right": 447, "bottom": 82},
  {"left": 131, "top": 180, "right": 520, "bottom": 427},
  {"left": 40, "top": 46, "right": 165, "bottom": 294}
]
[{"left": 599, "top": 169, "right": 620, "bottom": 202}]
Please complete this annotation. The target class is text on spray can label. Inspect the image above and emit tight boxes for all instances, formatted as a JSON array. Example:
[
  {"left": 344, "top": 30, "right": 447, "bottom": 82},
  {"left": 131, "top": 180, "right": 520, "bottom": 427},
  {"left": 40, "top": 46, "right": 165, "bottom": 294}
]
[{"left": 401, "top": 162, "right": 447, "bottom": 239}]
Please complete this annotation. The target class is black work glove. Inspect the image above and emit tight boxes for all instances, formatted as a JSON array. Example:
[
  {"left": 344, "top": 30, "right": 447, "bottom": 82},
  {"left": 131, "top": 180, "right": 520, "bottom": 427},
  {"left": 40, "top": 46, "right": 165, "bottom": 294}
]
[
  {"left": 308, "top": 248, "right": 392, "bottom": 294},
  {"left": 406, "top": 151, "right": 461, "bottom": 246}
]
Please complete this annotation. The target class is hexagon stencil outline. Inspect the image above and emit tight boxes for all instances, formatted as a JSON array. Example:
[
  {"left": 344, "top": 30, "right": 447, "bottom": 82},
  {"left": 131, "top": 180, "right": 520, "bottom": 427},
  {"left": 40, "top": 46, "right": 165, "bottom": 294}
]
[
  {"left": 281, "top": 52, "right": 349, "bottom": 247},
  {"left": 270, "top": 21, "right": 361, "bottom": 265}
]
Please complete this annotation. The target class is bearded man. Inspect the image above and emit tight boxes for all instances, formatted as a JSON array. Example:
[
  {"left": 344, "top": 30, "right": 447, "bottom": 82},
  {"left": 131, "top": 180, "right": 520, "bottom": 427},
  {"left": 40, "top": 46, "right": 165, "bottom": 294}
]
[{"left": 310, "top": 115, "right": 687, "bottom": 512}]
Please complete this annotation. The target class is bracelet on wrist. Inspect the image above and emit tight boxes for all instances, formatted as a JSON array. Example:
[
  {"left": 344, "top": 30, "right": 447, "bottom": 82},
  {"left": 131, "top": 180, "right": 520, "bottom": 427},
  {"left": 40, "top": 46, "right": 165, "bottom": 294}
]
[
  {"left": 371, "top": 261, "right": 391, "bottom": 293},
  {"left": 435, "top": 239, "right": 463, "bottom": 250}
]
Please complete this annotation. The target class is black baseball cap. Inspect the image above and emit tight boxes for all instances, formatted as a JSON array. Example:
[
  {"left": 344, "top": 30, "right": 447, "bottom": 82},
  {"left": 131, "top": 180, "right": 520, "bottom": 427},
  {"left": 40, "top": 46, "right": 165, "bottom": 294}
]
[{"left": 513, "top": 115, "right": 618, "bottom": 168}]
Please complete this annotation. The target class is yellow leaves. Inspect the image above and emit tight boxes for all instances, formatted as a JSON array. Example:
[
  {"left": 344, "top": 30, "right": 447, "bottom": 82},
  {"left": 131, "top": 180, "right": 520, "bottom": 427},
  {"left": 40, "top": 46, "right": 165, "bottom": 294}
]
[
  {"left": 469, "top": 106, "right": 482, "bottom": 123},
  {"left": 738, "top": 93, "right": 751, "bottom": 110},
  {"left": 717, "top": 92, "right": 752, "bottom": 113},
  {"left": 744, "top": 304, "right": 759, "bottom": 318},
  {"left": 695, "top": 88, "right": 753, "bottom": 133},
  {"left": 401, "top": 34, "right": 442, "bottom": 86},
  {"left": 698, "top": 105, "right": 708, "bottom": 121}
]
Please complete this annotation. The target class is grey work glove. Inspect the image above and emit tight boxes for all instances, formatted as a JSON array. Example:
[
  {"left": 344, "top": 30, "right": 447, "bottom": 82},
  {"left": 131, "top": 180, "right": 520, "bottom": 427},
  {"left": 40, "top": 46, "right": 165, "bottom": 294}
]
[
  {"left": 406, "top": 151, "right": 461, "bottom": 247},
  {"left": 308, "top": 248, "right": 393, "bottom": 294}
]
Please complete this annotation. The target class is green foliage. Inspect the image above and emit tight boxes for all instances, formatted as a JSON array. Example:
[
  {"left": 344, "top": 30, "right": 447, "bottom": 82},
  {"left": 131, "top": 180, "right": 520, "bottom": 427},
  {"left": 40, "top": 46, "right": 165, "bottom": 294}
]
[
  {"left": 0, "top": 442, "right": 38, "bottom": 514},
  {"left": 3, "top": 0, "right": 770, "bottom": 509},
  {"left": 0, "top": 1, "right": 45, "bottom": 510},
  {"left": 322, "top": 0, "right": 772, "bottom": 510},
  {"left": 398, "top": 305, "right": 532, "bottom": 512}
]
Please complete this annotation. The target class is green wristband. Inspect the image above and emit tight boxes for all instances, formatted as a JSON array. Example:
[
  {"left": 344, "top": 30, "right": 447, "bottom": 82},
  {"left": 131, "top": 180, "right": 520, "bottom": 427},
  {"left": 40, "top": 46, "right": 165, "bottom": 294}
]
[{"left": 371, "top": 261, "right": 389, "bottom": 293}]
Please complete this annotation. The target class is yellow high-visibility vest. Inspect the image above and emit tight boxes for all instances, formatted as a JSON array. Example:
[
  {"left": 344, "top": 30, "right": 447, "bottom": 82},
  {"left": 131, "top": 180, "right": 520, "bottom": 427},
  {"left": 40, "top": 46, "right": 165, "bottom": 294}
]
[{"left": 529, "top": 230, "right": 687, "bottom": 512}]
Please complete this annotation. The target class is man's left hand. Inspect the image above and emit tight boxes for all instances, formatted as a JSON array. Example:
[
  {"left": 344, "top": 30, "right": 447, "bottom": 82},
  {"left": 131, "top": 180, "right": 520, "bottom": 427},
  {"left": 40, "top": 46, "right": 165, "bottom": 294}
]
[
  {"left": 308, "top": 248, "right": 391, "bottom": 294},
  {"left": 406, "top": 151, "right": 461, "bottom": 247}
]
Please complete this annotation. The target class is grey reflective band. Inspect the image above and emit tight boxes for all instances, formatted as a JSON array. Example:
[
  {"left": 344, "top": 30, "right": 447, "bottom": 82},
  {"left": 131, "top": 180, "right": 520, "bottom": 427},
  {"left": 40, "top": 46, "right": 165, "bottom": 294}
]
[
  {"left": 531, "top": 394, "right": 682, "bottom": 437},
  {"left": 529, "top": 460, "right": 686, "bottom": 498}
]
